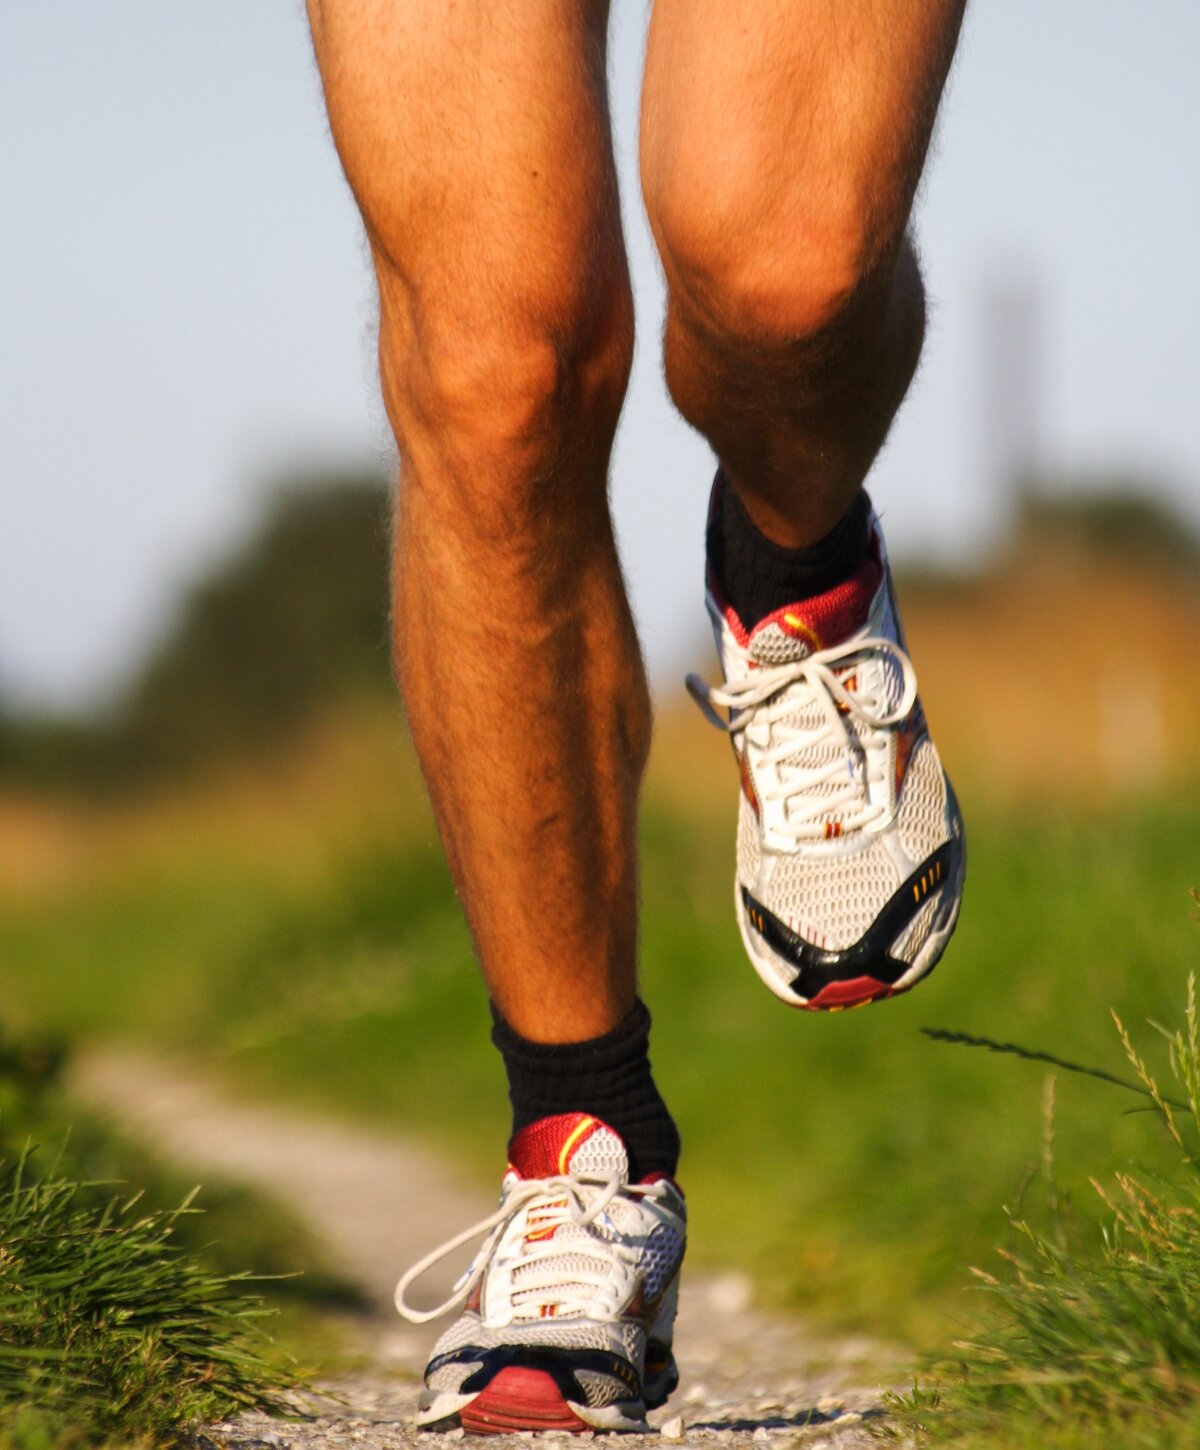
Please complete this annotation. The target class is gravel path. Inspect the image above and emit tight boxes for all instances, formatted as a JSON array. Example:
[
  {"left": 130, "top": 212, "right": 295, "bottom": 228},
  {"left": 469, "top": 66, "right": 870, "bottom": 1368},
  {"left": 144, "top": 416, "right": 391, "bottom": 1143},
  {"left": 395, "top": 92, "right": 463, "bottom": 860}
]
[{"left": 74, "top": 1052, "right": 900, "bottom": 1449}]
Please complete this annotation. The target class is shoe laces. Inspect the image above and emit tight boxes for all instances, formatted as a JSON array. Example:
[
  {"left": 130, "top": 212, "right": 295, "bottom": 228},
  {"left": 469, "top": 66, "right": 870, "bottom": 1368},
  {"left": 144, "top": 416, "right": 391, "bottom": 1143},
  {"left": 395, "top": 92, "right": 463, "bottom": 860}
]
[
  {"left": 686, "top": 634, "right": 918, "bottom": 841},
  {"left": 395, "top": 1173, "right": 671, "bottom": 1325}
]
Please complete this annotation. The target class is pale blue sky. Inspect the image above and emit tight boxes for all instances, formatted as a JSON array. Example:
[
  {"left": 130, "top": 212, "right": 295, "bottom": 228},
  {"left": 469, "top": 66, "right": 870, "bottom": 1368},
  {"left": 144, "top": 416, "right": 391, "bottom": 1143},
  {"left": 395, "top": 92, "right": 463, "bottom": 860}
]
[{"left": 3, "top": 1, "right": 1198, "bottom": 710}]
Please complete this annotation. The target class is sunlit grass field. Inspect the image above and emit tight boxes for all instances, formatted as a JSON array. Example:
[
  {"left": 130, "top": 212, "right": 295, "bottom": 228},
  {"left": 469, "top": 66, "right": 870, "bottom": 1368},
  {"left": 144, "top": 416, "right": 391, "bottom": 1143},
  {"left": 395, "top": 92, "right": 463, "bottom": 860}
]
[{"left": 3, "top": 695, "right": 1196, "bottom": 1367}]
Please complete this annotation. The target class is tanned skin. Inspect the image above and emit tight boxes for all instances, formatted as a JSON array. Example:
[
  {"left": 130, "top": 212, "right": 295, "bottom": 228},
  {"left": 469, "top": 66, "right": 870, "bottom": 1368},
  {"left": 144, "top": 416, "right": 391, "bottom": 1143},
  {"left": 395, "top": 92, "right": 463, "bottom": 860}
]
[{"left": 305, "top": 0, "right": 966, "bottom": 1043}]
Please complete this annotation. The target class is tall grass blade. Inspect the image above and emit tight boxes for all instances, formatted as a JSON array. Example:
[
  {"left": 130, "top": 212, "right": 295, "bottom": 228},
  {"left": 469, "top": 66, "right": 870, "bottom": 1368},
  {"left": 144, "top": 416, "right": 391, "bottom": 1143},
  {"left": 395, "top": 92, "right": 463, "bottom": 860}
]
[{"left": 921, "top": 1026, "right": 1192, "bottom": 1113}]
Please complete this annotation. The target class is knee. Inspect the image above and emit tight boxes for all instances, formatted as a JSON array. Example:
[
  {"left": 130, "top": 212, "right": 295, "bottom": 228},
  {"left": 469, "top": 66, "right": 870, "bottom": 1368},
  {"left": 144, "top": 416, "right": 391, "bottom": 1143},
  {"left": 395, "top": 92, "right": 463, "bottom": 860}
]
[
  {"left": 381, "top": 267, "right": 634, "bottom": 539},
  {"left": 642, "top": 143, "right": 903, "bottom": 351}
]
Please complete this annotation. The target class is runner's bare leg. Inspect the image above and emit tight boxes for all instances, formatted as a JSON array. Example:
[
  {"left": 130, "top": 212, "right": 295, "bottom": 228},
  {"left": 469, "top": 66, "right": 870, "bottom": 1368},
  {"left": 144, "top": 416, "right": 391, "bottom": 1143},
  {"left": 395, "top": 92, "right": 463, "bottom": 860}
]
[
  {"left": 641, "top": 0, "right": 967, "bottom": 542},
  {"left": 306, "top": 0, "right": 966, "bottom": 1044},
  {"left": 307, "top": 0, "right": 642, "bottom": 1042}
]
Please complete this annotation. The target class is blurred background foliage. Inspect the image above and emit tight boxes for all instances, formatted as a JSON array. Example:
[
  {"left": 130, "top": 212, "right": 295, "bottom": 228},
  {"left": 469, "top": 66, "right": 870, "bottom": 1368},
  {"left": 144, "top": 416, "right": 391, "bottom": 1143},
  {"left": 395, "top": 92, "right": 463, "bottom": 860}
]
[{"left": 0, "top": 474, "right": 392, "bottom": 792}]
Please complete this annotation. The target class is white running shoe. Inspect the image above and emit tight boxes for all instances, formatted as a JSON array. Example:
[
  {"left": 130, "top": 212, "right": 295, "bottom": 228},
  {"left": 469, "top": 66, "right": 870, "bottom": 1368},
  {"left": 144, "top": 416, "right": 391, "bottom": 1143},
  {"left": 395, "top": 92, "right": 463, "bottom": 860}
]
[
  {"left": 689, "top": 498, "right": 965, "bottom": 1010},
  {"left": 395, "top": 1113, "right": 686, "bottom": 1434}
]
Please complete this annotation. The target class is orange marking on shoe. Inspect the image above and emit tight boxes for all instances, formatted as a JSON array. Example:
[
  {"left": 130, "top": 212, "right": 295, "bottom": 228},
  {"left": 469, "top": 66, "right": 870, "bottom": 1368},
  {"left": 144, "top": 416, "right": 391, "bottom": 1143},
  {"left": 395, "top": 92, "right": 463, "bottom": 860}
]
[
  {"left": 525, "top": 1197, "right": 569, "bottom": 1243},
  {"left": 735, "top": 744, "right": 760, "bottom": 816},
  {"left": 782, "top": 612, "right": 822, "bottom": 651},
  {"left": 557, "top": 1116, "right": 596, "bottom": 1175},
  {"left": 893, "top": 704, "right": 927, "bottom": 797}
]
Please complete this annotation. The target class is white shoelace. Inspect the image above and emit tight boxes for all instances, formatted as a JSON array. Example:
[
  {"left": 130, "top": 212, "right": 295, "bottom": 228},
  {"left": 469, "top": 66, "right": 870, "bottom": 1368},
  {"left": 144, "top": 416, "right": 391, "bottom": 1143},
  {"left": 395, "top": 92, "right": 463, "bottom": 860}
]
[
  {"left": 686, "top": 635, "right": 918, "bottom": 841},
  {"left": 395, "top": 1174, "right": 669, "bottom": 1325}
]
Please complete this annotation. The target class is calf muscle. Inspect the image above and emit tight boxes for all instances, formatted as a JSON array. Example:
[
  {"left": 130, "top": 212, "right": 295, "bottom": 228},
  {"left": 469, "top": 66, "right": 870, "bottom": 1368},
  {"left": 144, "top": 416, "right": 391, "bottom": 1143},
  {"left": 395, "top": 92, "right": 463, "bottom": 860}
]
[{"left": 308, "top": 0, "right": 646, "bottom": 1042}]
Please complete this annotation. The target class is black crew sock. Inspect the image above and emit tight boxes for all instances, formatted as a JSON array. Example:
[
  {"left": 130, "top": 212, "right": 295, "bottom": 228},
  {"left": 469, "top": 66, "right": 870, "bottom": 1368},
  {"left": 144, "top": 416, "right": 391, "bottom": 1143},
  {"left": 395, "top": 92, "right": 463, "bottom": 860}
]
[
  {"left": 706, "top": 469, "right": 872, "bottom": 630},
  {"left": 490, "top": 999, "right": 681, "bottom": 1182}
]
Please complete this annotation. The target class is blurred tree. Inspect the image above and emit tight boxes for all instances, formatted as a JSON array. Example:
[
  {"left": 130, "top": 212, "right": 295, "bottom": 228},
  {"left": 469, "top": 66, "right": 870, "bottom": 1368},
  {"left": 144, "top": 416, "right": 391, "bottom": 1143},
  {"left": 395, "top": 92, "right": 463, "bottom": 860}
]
[
  {"left": 0, "top": 471, "right": 392, "bottom": 791},
  {"left": 1013, "top": 475, "right": 1200, "bottom": 571},
  {"left": 115, "top": 472, "right": 392, "bottom": 779}
]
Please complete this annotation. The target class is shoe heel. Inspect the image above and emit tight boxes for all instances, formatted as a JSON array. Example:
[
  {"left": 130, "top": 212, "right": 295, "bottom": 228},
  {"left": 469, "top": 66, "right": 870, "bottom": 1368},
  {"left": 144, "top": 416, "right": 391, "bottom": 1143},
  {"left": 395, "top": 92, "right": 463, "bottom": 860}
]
[{"left": 460, "top": 1367, "right": 589, "bottom": 1435}]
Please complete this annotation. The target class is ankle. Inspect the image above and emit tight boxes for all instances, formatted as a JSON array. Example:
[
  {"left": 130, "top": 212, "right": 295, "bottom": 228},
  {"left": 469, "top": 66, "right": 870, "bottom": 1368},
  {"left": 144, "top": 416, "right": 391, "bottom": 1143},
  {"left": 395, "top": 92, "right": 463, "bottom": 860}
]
[
  {"left": 706, "top": 471, "right": 872, "bottom": 629},
  {"left": 490, "top": 999, "right": 681, "bottom": 1181}
]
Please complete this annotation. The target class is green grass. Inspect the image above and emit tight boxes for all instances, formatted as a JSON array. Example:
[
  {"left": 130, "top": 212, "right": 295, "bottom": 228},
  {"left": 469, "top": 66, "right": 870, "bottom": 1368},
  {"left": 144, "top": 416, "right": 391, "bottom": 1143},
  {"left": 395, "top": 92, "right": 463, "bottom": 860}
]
[
  {"left": 0, "top": 1028, "right": 359, "bottom": 1446},
  {"left": 0, "top": 1156, "right": 282, "bottom": 1446},
  {"left": 3, "top": 762, "right": 1196, "bottom": 1363},
  {"left": 884, "top": 967, "right": 1200, "bottom": 1446}
]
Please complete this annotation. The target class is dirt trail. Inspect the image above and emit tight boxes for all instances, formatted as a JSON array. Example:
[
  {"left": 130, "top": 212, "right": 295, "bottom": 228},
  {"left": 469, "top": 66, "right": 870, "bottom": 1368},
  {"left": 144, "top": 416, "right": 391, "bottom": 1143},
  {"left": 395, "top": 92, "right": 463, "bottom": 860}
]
[{"left": 73, "top": 1051, "right": 895, "bottom": 1449}]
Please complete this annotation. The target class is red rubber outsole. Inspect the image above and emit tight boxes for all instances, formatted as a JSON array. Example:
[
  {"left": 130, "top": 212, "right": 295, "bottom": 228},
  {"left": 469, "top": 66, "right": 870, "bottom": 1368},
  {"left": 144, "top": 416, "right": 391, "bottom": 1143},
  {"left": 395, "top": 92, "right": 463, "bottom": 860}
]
[
  {"left": 804, "top": 975, "right": 904, "bottom": 1011},
  {"left": 460, "top": 1368, "right": 590, "bottom": 1435}
]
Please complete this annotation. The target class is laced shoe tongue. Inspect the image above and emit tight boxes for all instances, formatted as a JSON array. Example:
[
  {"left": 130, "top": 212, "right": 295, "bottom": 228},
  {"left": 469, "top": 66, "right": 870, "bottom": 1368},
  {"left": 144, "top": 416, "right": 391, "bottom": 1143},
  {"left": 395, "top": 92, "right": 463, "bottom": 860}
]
[
  {"left": 745, "top": 552, "right": 881, "bottom": 666},
  {"left": 507, "top": 1113, "right": 630, "bottom": 1183}
]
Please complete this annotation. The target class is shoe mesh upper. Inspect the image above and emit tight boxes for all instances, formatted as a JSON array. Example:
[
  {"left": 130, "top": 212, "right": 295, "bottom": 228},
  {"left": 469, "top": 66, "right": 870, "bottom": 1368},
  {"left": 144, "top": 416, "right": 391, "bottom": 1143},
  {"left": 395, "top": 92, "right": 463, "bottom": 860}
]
[
  {"left": 896, "top": 739, "right": 950, "bottom": 865},
  {"left": 737, "top": 789, "right": 762, "bottom": 877},
  {"left": 510, "top": 1238, "right": 613, "bottom": 1308},
  {"left": 754, "top": 835, "right": 898, "bottom": 949},
  {"left": 747, "top": 621, "right": 816, "bottom": 666},
  {"left": 640, "top": 1222, "right": 683, "bottom": 1301},
  {"left": 567, "top": 1129, "right": 629, "bottom": 1179}
]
